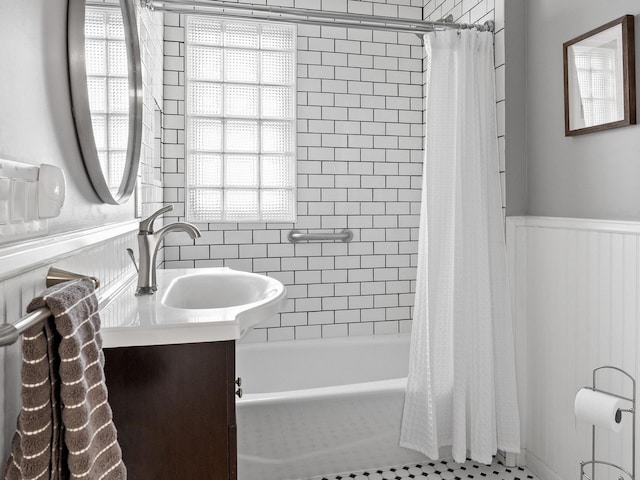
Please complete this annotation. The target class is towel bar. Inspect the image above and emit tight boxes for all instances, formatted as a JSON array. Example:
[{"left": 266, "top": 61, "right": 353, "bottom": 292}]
[
  {"left": 0, "top": 267, "right": 106, "bottom": 348},
  {"left": 46, "top": 267, "right": 100, "bottom": 289}
]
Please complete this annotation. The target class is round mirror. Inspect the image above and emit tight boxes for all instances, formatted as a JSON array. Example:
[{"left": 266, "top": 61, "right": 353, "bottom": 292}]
[{"left": 68, "top": 0, "right": 143, "bottom": 204}]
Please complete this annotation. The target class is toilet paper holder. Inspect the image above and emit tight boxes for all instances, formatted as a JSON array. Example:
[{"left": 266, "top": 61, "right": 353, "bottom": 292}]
[{"left": 580, "top": 366, "right": 635, "bottom": 480}]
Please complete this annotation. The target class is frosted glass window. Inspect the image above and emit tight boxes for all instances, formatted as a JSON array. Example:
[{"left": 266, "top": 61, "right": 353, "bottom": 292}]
[
  {"left": 261, "top": 25, "right": 295, "bottom": 50},
  {"left": 189, "top": 189, "right": 223, "bottom": 222},
  {"left": 225, "top": 190, "right": 259, "bottom": 221},
  {"left": 188, "top": 154, "right": 223, "bottom": 187},
  {"left": 225, "top": 84, "right": 259, "bottom": 117},
  {"left": 225, "top": 155, "right": 259, "bottom": 187},
  {"left": 224, "top": 23, "right": 259, "bottom": 48},
  {"left": 224, "top": 50, "right": 259, "bottom": 83},
  {"left": 188, "top": 118, "right": 223, "bottom": 151},
  {"left": 190, "top": 82, "right": 223, "bottom": 116},
  {"left": 187, "top": 18, "right": 222, "bottom": 45},
  {"left": 262, "top": 86, "right": 294, "bottom": 118},
  {"left": 188, "top": 47, "right": 223, "bottom": 81},
  {"left": 225, "top": 120, "right": 258, "bottom": 152},
  {"left": 85, "top": 6, "right": 129, "bottom": 196},
  {"left": 261, "top": 121, "right": 294, "bottom": 153},
  {"left": 186, "top": 16, "right": 296, "bottom": 223},
  {"left": 261, "top": 51, "right": 295, "bottom": 84}
]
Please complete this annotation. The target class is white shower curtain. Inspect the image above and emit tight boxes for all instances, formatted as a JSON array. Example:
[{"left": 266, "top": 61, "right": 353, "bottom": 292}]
[{"left": 399, "top": 30, "right": 521, "bottom": 464}]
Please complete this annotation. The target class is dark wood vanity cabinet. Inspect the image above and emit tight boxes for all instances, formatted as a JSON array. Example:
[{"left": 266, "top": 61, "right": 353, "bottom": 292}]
[{"left": 104, "top": 341, "right": 237, "bottom": 480}]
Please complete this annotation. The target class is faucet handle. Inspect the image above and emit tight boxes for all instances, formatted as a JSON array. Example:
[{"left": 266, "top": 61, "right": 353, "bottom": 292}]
[
  {"left": 139, "top": 205, "right": 173, "bottom": 234},
  {"left": 126, "top": 248, "right": 139, "bottom": 272}
]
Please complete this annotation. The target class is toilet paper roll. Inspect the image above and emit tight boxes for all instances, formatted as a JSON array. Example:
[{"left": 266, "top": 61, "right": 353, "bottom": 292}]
[{"left": 574, "top": 388, "right": 625, "bottom": 433}]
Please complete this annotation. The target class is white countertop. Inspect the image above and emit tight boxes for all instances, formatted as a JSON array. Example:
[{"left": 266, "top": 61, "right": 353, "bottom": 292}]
[{"left": 99, "top": 268, "right": 287, "bottom": 349}]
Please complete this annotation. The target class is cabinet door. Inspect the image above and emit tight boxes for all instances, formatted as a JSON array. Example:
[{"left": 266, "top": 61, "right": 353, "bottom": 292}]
[{"left": 104, "top": 341, "right": 236, "bottom": 480}]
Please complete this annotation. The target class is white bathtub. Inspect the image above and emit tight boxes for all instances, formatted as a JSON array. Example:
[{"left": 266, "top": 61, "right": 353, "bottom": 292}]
[{"left": 235, "top": 333, "right": 427, "bottom": 480}]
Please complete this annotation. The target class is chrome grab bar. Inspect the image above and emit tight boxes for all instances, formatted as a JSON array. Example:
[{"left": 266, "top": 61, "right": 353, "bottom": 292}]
[{"left": 287, "top": 229, "right": 353, "bottom": 243}]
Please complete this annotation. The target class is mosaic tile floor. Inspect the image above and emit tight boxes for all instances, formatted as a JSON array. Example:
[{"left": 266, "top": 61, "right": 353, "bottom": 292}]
[{"left": 308, "top": 459, "right": 538, "bottom": 480}]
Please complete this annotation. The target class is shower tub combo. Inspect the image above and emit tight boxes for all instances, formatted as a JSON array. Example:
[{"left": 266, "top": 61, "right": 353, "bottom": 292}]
[{"left": 235, "top": 333, "right": 426, "bottom": 480}]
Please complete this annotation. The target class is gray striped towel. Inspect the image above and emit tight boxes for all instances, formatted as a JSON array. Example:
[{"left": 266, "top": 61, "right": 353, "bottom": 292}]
[{"left": 2, "top": 278, "right": 126, "bottom": 480}]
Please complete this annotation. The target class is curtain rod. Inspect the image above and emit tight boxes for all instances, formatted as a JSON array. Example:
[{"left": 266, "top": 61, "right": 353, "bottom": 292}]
[{"left": 142, "top": 0, "right": 495, "bottom": 34}]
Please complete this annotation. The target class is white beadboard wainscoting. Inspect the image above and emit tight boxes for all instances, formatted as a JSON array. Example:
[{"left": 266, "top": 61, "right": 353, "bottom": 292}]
[
  {"left": 0, "top": 225, "right": 140, "bottom": 463},
  {"left": 507, "top": 216, "right": 640, "bottom": 480}
]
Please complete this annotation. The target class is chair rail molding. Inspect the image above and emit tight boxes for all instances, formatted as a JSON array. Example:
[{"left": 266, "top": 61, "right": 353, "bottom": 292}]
[{"left": 0, "top": 220, "right": 138, "bottom": 282}]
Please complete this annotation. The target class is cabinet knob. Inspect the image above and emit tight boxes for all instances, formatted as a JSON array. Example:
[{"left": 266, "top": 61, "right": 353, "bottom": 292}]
[
  {"left": 235, "top": 377, "right": 242, "bottom": 387},
  {"left": 235, "top": 388, "right": 243, "bottom": 398}
]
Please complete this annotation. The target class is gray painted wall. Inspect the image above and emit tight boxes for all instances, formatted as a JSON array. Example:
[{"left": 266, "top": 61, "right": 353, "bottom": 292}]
[
  {"left": 504, "top": 0, "right": 526, "bottom": 217},
  {"left": 525, "top": 1, "right": 640, "bottom": 220},
  {"left": 0, "top": 1, "right": 134, "bottom": 234}
]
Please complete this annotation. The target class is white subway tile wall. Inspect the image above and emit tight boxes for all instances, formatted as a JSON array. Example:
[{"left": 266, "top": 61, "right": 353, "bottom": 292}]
[
  {"left": 162, "top": 0, "right": 502, "bottom": 342},
  {"left": 138, "top": 6, "right": 166, "bottom": 217}
]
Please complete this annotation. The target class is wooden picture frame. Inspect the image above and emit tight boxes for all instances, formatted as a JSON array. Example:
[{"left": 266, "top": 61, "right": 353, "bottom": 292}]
[{"left": 563, "top": 15, "right": 636, "bottom": 136}]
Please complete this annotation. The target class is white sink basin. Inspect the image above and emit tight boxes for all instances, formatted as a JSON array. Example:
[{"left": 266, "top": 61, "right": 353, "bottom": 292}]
[
  {"left": 161, "top": 269, "right": 284, "bottom": 310},
  {"left": 99, "top": 268, "right": 287, "bottom": 348}
]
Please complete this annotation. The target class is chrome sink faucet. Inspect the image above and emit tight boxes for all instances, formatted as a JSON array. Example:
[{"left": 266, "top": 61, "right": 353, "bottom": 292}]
[{"left": 134, "top": 205, "right": 201, "bottom": 295}]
